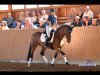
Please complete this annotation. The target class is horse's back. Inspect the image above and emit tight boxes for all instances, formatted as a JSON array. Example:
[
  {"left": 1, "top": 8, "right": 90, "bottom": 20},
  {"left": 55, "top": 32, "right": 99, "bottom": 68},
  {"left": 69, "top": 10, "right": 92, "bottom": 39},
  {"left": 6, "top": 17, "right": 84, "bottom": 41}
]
[
  {"left": 31, "top": 32, "right": 42, "bottom": 41},
  {"left": 32, "top": 32, "right": 42, "bottom": 37}
]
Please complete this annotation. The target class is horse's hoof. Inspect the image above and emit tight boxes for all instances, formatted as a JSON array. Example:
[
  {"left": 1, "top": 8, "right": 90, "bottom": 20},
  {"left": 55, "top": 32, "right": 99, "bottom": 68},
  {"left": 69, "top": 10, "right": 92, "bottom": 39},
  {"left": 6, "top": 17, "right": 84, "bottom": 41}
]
[
  {"left": 51, "top": 64, "right": 54, "bottom": 66},
  {"left": 27, "top": 64, "right": 30, "bottom": 67},
  {"left": 65, "top": 62, "right": 69, "bottom": 65}
]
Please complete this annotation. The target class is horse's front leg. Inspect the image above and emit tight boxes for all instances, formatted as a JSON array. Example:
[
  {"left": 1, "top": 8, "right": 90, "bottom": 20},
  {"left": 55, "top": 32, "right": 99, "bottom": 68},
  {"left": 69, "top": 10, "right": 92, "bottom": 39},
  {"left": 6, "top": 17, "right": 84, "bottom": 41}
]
[
  {"left": 59, "top": 50, "right": 69, "bottom": 66},
  {"left": 40, "top": 47, "right": 48, "bottom": 64},
  {"left": 51, "top": 51, "right": 58, "bottom": 66}
]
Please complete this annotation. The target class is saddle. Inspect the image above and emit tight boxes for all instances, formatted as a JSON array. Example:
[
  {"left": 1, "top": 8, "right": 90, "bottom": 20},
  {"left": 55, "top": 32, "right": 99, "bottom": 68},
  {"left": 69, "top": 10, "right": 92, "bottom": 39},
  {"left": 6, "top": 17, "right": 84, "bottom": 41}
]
[{"left": 40, "top": 29, "right": 55, "bottom": 46}]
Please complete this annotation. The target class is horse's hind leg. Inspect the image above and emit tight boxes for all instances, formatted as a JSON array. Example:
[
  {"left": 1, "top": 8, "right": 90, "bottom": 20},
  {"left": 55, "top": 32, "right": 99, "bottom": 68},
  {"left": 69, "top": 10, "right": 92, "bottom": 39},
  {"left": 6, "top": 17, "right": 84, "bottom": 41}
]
[
  {"left": 27, "top": 44, "right": 37, "bottom": 67},
  {"left": 40, "top": 47, "right": 48, "bottom": 64}
]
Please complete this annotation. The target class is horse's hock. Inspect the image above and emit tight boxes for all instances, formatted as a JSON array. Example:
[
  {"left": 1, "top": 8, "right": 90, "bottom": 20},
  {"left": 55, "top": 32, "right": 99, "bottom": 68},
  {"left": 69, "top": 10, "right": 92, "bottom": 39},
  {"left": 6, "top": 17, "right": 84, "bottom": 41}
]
[{"left": 0, "top": 27, "right": 100, "bottom": 63}]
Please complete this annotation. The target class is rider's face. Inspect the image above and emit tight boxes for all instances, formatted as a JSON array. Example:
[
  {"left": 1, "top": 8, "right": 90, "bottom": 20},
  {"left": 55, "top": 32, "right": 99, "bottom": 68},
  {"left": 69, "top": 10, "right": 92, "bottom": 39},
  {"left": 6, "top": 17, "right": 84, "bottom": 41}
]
[{"left": 51, "top": 12, "right": 55, "bottom": 15}]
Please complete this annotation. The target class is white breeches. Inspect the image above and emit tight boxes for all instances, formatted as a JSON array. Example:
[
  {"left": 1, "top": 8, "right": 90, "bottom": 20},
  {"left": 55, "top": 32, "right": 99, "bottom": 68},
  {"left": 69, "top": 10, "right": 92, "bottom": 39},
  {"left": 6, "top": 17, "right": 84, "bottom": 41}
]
[{"left": 46, "top": 25, "right": 56, "bottom": 38}]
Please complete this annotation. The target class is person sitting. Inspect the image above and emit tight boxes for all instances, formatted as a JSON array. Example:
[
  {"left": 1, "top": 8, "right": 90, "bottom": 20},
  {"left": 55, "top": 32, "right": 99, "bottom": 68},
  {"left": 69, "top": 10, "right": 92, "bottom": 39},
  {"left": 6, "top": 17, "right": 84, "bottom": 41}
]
[
  {"left": 82, "top": 16, "right": 91, "bottom": 26},
  {"left": 45, "top": 9, "right": 58, "bottom": 46},
  {"left": 21, "top": 18, "right": 33, "bottom": 29},
  {"left": 40, "top": 10, "right": 48, "bottom": 28},
  {"left": 73, "top": 16, "right": 82, "bottom": 27},
  {"left": 68, "top": 8, "right": 77, "bottom": 21},
  {"left": 7, "top": 13, "right": 14, "bottom": 28},
  {"left": 91, "top": 19, "right": 99, "bottom": 26},
  {"left": 25, "top": 11, "right": 31, "bottom": 19},
  {"left": 30, "top": 10, "right": 39, "bottom": 28},
  {"left": 31, "top": 10, "right": 37, "bottom": 24},
  {"left": 35, "top": 10, "right": 44, "bottom": 28},
  {"left": 15, "top": 20, "right": 24, "bottom": 29},
  {"left": 18, "top": 11, "right": 25, "bottom": 25},
  {"left": 77, "top": 7, "right": 84, "bottom": 19},
  {"left": 0, "top": 21, "right": 9, "bottom": 30}
]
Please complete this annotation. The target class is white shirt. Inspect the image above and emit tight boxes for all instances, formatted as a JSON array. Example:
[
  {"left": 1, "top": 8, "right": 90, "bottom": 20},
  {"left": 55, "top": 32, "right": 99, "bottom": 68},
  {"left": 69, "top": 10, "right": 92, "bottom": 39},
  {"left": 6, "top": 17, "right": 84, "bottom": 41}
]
[
  {"left": 30, "top": 17, "right": 37, "bottom": 23},
  {"left": 41, "top": 14, "right": 48, "bottom": 23},
  {"left": 2, "top": 26, "right": 9, "bottom": 30},
  {"left": 83, "top": 10, "right": 94, "bottom": 19}
]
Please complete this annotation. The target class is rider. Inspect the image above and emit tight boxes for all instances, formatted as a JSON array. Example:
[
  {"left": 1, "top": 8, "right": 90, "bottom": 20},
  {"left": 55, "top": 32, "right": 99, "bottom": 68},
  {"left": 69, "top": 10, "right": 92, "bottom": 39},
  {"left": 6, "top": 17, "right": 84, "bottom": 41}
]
[{"left": 45, "top": 9, "right": 58, "bottom": 46}]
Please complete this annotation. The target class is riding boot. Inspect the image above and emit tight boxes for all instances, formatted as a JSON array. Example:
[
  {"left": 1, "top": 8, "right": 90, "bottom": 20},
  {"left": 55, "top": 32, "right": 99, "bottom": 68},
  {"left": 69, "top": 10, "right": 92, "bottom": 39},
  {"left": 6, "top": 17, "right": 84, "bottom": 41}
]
[{"left": 45, "top": 36, "right": 50, "bottom": 46}]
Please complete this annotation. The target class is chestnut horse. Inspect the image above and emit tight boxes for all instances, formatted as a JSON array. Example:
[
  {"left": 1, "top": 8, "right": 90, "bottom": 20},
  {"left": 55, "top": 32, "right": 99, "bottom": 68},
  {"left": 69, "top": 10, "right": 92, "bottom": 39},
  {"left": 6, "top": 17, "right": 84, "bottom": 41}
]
[{"left": 27, "top": 25, "right": 74, "bottom": 67}]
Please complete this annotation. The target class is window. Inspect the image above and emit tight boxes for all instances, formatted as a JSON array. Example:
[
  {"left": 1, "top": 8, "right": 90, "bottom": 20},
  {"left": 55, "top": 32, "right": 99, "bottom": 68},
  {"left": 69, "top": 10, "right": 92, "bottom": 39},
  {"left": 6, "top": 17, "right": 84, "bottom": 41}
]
[
  {"left": 38, "top": 5, "right": 50, "bottom": 7},
  {"left": 0, "top": 5, "right": 8, "bottom": 10},
  {"left": 26, "top": 5, "right": 38, "bottom": 8},
  {"left": 12, "top": 5, "right": 24, "bottom": 9}
]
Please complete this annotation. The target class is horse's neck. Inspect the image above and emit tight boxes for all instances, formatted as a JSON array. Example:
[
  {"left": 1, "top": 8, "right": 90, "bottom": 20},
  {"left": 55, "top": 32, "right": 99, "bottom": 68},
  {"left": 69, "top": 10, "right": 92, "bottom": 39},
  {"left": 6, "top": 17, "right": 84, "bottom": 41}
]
[{"left": 55, "top": 28, "right": 66, "bottom": 42}]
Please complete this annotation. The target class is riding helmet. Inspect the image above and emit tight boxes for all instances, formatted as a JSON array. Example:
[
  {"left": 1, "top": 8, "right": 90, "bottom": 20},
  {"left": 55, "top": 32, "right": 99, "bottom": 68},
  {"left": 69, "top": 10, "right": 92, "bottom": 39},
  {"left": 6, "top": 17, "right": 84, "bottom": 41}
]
[{"left": 49, "top": 9, "right": 55, "bottom": 12}]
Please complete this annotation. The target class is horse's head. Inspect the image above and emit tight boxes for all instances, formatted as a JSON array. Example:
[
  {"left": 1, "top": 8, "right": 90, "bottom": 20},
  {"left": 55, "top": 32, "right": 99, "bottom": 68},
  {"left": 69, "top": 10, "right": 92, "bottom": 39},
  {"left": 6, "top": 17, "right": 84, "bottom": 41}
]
[
  {"left": 65, "top": 25, "right": 74, "bottom": 43},
  {"left": 56, "top": 24, "right": 74, "bottom": 43}
]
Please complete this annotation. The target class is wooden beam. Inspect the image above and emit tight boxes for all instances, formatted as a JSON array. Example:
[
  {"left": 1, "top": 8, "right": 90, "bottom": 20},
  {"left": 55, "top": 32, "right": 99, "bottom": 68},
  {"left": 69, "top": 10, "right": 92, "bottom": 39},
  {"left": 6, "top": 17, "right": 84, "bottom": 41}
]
[{"left": 8, "top": 5, "right": 12, "bottom": 13}]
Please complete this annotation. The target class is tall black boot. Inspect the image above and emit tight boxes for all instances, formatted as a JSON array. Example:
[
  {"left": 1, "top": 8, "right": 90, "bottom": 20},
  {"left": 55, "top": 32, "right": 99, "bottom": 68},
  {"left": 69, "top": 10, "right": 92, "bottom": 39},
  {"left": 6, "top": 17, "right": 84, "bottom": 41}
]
[
  {"left": 45, "top": 36, "right": 50, "bottom": 46},
  {"left": 45, "top": 29, "right": 54, "bottom": 46}
]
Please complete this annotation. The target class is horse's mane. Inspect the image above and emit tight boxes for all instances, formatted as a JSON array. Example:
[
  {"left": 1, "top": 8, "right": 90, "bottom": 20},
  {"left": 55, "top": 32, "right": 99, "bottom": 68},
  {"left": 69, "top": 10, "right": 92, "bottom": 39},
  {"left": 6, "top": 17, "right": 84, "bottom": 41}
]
[
  {"left": 56, "top": 25, "right": 70, "bottom": 32},
  {"left": 54, "top": 25, "right": 69, "bottom": 40}
]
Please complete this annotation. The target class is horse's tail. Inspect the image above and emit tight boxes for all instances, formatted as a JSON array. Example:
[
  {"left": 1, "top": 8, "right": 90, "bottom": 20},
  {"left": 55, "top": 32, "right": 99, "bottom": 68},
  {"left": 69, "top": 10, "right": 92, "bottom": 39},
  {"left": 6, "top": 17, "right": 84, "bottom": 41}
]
[{"left": 26, "top": 43, "right": 31, "bottom": 61}]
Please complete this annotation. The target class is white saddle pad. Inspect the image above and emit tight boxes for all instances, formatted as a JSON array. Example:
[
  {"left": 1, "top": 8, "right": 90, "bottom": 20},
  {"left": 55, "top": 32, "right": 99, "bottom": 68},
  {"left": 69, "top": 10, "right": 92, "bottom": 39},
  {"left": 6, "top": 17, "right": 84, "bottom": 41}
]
[{"left": 40, "top": 33, "right": 46, "bottom": 42}]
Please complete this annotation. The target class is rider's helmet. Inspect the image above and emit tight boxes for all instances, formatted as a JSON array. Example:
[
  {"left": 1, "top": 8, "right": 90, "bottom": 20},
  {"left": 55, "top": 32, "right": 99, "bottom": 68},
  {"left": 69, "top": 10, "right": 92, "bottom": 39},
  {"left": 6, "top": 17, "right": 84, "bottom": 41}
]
[{"left": 49, "top": 9, "right": 55, "bottom": 12}]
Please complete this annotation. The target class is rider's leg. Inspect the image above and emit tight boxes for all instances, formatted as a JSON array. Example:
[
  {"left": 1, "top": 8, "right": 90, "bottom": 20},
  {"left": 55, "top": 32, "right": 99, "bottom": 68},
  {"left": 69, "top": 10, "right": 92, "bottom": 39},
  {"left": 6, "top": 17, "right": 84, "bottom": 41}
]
[
  {"left": 45, "top": 25, "right": 50, "bottom": 46},
  {"left": 46, "top": 25, "right": 50, "bottom": 38},
  {"left": 49, "top": 29, "right": 55, "bottom": 42}
]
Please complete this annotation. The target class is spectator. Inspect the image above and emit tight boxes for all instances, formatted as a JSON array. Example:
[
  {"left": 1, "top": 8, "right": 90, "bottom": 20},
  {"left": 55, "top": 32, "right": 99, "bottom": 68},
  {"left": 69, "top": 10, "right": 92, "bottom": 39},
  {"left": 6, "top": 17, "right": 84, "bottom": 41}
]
[
  {"left": 82, "top": 6, "right": 94, "bottom": 19},
  {"left": 64, "top": 16, "right": 75, "bottom": 26},
  {"left": 91, "top": 19, "right": 99, "bottom": 26},
  {"left": 41, "top": 10, "right": 48, "bottom": 22},
  {"left": 77, "top": 7, "right": 84, "bottom": 19},
  {"left": 73, "top": 16, "right": 82, "bottom": 27},
  {"left": 21, "top": 18, "right": 33, "bottom": 29},
  {"left": 7, "top": 13, "right": 14, "bottom": 28},
  {"left": 12, "top": 12, "right": 25, "bottom": 28},
  {"left": 97, "top": 13, "right": 100, "bottom": 25},
  {"left": 68, "top": 8, "right": 77, "bottom": 21},
  {"left": 30, "top": 10, "right": 37, "bottom": 24},
  {"left": 36, "top": 10, "right": 44, "bottom": 27},
  {"left": 0, "top": 21, "right": 9, "bottom": 30},
  {"left": 15, "top": 20, "right": 24, "bottom": 29},
  {"left": 18, "top": 12, "right": 25, "bottom": 24},
  {"left": 82, "top": 16, "right": 91, "bottom": 26},
  {"left": 40, "top": 10, "right": 48, "bottom": 28},
  {"left": 2, "top": 14, "right": 7, "bottom": 21},
  {"left": 25, "top": 11, "right": 31, "bottom": 19}
]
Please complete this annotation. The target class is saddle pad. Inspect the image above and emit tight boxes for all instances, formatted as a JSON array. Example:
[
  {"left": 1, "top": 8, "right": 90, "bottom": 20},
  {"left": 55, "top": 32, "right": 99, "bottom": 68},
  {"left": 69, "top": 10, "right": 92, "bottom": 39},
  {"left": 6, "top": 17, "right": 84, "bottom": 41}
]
[{"left": 40, "top": 33, "right": 46, "bottom": 42}]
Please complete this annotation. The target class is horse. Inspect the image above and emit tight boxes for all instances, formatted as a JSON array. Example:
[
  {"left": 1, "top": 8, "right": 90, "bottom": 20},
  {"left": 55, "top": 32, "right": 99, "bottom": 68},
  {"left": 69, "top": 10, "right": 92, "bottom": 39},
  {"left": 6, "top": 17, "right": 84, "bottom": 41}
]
[{"left": 27, "top": 24, "right": 74, "bottom": 67}]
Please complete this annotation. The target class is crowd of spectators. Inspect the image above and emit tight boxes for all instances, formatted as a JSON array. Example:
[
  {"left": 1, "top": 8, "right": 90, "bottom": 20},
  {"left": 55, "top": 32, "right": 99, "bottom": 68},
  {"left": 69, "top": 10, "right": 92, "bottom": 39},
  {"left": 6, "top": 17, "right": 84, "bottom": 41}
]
[{"left": 0, "top": 5, "right": 100, "bottom": 31}]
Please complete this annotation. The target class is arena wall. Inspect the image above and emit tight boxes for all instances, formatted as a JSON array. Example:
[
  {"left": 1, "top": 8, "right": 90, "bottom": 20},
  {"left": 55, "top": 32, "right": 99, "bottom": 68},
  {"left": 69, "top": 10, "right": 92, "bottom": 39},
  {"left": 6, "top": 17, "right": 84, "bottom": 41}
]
[{"left": 0, "top": 26, "right": 100, "bottom": 63}]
